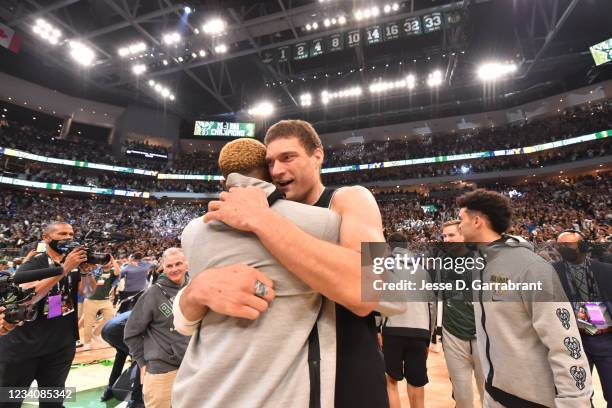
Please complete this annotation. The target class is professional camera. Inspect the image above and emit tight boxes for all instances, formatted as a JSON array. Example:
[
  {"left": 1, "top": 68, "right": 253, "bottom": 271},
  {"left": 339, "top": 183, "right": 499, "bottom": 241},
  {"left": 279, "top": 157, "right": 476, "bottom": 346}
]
[
  {"left": 56, "top": 230, "right": 133, "bottom": 265},
  {"left": 0, "top": 267, "right": 63, "bottom": 324}
]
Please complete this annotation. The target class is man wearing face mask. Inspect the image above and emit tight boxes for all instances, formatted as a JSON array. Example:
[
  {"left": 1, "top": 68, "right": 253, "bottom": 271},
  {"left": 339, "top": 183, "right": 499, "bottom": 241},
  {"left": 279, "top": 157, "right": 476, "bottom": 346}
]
[
  {"left": 554, "top": 231, "right": 612, "bottom": 405},
  {"left": 0, "top": 222, "right": 97, "bottom": 408}
]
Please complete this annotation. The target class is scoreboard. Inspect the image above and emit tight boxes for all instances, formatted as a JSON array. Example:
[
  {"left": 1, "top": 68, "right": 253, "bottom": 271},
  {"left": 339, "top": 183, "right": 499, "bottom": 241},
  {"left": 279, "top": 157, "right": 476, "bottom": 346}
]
[
  {"left": 193, "top": 121, "right": 256, "bottom": 138},
  {"left": 272, "top": 10, "right": 460, "bottom": 63}
]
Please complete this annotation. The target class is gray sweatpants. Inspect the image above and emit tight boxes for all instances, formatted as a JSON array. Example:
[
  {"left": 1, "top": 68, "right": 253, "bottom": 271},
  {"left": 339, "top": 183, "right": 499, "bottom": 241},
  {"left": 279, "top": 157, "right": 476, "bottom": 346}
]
[{"left": 442, "top": 327, "right": 485, "bottom": 408}]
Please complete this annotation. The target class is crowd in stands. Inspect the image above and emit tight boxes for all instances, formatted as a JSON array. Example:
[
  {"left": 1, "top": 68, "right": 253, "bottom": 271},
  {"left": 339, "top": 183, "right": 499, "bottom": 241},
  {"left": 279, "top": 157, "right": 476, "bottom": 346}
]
[
  {"left": 378, "top": 173, "right": 611, "bottom": 243},
  {"left": 0, "top": 173, "right": 609, "bottom": 264},
  {"left": 2, "top": 99, "right": 611, "bottom": 181},
  {"left": 0, "top": 190, "right": 206, "bottom": 259},
  {"left": 1, "top": 133, "right": 608, "bottom": 193},
  {"left": 323, "top": 99, "right": 612, "bottom": 168},
  {"left": 323, "top": 140, "right": 610, "bottom": 185}
]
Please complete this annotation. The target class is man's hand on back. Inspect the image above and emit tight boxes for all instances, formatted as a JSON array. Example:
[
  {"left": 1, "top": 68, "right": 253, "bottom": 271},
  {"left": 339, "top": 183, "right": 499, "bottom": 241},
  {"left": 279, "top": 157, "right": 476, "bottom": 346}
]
[
  {"left": 182, "top": 264, "right": 275, "bottom": 321},
  {"left": 204, "top": 187, "right": 271, "bottom": 232}
]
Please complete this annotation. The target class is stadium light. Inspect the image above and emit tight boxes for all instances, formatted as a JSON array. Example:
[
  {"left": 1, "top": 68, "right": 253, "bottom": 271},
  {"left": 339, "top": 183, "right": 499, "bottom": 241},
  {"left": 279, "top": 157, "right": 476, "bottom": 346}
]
[
  {"left": 427, "top": 70, "right": 443, "bottom": 87},
  {"left": 149, "top": 80, "right": 175, "bottom": 101},
  {"left": 132, "top": 64, "right": 146, "bottom": 75},
  {"left": 477, "top": 62, "right": 517, "bottom": 81},
  {"left": 162, "top": 59, "right": 169, "bottom": 65},
  {"left": 184, "top": 6, "right": 192, "bottom": 14},
  {"left": 384, "top": 3, "right": 400, "bottom": 13},
  {"left": 69, "top": 41, "right": 95, "bottom": 66},
  {"left": 202, "top": 18, "right": 226, "bottom": 35},
  {"left": 198, "top": 49, "right": 206, "bottom": 57},
  {"left": 214, "top": 44, "right": 228, "bottom": 54},
  {"left": 321, "top": 86, "right": 362, "bottom": 104},
  {"left": 369, "top": 75, "right": 416, "bottom": 93},
  {"left": 300, "top": 93, "right": 312, "bottom": 107},
  {"left": 163, "top": 32, "right": 181, "bottom": 45},
  {"left": 355, "top": 6, "right": 379, "bottom": 20},
  {"left": 118, "top": 42, "right": 146, "bottom": 58},
  {"left": 248, "top": 101, "right": 274, "bottom": 118},
  {"left": 32, "top": 19, "right": 62, "bottom": 45}
]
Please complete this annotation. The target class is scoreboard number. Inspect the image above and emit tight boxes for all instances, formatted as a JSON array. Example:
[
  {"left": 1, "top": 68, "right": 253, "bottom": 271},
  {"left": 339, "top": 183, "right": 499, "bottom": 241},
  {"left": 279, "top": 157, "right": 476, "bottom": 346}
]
[
  {"left": 347, "top": 30, "right": 361, "bottom": 48},
  {"left": 384, "top": 22, "right": 400, "bottom": 41},
  {"left": 277, "top": 46, "right": 289, "bottom": 62},
  {"left": 293, "top": 42, "right": 308, "bottom": 60},
  {"left": 403, "top": 17, "right": 422, "bottom": 36},
  {"left": 422, "top": 12, "right": 443, "bottom": 33},
  {"left": 310, "top": 38, "right": 324, "bottom": 57},
  {"left": 366, "top": 25, "right": 382, "bottom": 45},
  {"left": 328, "top": 34, "right": 344, "bottom": 52}
]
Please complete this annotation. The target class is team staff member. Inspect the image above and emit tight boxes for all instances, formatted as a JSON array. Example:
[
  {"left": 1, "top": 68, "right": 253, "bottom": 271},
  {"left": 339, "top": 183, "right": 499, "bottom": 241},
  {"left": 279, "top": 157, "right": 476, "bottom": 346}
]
[
  {"left": 0, "top": 222, "right": 97, "bottom": 408},
  {"left": 124, "top": 248, "right": 190, "bottom": 408},
  {"left": 457, "top": 189, "right": 592, "bottom": 408},
  {"left": 554, "top": 231, "right": 612, "bottom": 405},
  {"left": 182, "top": 120, "right": 389, "bottom": 407},
  {"left": 440, "top": 220, "right": 484, "bottom": 408}
]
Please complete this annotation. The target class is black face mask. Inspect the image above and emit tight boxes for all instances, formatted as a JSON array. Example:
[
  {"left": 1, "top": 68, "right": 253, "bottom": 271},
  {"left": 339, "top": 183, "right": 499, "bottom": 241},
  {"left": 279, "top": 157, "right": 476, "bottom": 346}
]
[
  {"left": 558, "top": 246, "right": 580, "bottom": 263},
  {"left": 48, "top": 239, "right": 71, "bottom": 254}
]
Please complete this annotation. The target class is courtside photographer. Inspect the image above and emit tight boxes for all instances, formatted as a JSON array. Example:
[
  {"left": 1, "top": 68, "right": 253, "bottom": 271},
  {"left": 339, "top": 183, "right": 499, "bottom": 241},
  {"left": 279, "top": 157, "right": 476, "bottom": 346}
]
[{"left": 0, "top": 221, "right": 98, "bottom": 408}]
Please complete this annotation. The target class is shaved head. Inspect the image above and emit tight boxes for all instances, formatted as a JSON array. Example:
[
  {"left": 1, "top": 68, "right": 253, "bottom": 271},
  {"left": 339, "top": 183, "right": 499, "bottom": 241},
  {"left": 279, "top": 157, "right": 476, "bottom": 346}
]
[{"left": 43, "top": 222, "right": 70, "bottom": 236}]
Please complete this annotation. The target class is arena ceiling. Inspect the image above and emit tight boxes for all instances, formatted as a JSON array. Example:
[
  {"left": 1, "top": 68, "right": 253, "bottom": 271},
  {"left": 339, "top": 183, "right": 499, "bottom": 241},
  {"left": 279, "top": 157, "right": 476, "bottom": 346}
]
[{"left": 1, "top": 0, "right": 612, "bottom": 135}]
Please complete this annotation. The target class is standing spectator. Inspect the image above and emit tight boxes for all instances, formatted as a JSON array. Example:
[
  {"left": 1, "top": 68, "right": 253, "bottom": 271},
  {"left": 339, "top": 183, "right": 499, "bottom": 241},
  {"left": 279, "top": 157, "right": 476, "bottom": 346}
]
[
  {"left": 439, "top": 220, "right": 485, "bottom": 408},
  {"left": 81, "top": 256, "right": 120, "bottom": 350},
  {"left": 554, "top": 231, "right": 612, "bottom": 405},
  {"left": 119, "top": 253, "right": 150, "bottom": 302},
  {"left": 124, "top": 248, "right": 190, "bottom": 408},
  {"left": 380, "top": 233, "right": 435, "bottom": 408}
]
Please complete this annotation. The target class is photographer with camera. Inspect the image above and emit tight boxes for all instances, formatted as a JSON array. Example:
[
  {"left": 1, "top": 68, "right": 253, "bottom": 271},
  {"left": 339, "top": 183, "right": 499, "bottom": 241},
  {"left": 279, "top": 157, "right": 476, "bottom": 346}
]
[
  {"left": 0, "top": 306, "right": 20, "bottom": 336},
  {"left": 0, "top": 221, "right": 97, "bottom": 408}
]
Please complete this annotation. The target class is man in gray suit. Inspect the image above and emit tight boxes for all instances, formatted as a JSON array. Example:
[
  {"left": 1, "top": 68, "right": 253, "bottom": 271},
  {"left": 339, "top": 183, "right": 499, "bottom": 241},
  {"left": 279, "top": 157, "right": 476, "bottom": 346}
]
[{"left": 172, "top": 138, "right": 341, "bottom": 407}]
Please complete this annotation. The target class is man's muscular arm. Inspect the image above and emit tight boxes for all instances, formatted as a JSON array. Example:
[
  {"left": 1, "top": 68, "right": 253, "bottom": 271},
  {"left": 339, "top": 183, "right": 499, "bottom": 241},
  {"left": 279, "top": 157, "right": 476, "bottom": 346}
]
[{"left": 205, "top": 186, "right": 385, "bottom": 316}]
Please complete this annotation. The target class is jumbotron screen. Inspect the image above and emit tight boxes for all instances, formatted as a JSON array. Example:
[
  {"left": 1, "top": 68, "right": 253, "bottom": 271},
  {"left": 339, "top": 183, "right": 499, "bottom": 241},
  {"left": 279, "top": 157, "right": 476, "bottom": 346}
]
[
  {"left": 590, "top": 37, "right": 612, "bottom": 66},
  {"left": 193, "top": 120, "right": 256, "bottom": 138}
]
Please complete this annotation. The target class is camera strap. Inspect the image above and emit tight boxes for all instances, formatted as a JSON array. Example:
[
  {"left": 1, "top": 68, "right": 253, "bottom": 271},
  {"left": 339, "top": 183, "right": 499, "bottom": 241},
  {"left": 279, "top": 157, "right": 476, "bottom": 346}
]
[{"left": 154, "top": 283, "right": 175, "bottom": 303}]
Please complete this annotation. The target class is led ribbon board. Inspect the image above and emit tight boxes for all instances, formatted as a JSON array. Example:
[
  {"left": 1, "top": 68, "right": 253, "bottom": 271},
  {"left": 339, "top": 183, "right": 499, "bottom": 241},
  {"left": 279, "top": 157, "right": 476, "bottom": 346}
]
[
  {"left": 156, "top": 174, "right": 223, "bottom": 181},
  {"left": 0, "top": 175, "right": 150, "bottom": 198},
  {"left": 321, "top": 129, "right": 611, "bottom": 174},
  {"left": 0, "top": 147, "right": 158, "bottom": 176},
  {"left": 0, "top": 129, "right": 609, "bottom": 181},
  {"left": 193, "top": 121, "right": 256, "bottom": 138}
]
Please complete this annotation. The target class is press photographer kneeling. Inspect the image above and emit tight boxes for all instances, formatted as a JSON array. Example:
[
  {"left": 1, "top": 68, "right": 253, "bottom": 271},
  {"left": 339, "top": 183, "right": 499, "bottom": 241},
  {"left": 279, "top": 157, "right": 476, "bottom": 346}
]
[{"left": 0, "top": 221, "right": 98, "bottom": 408}]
